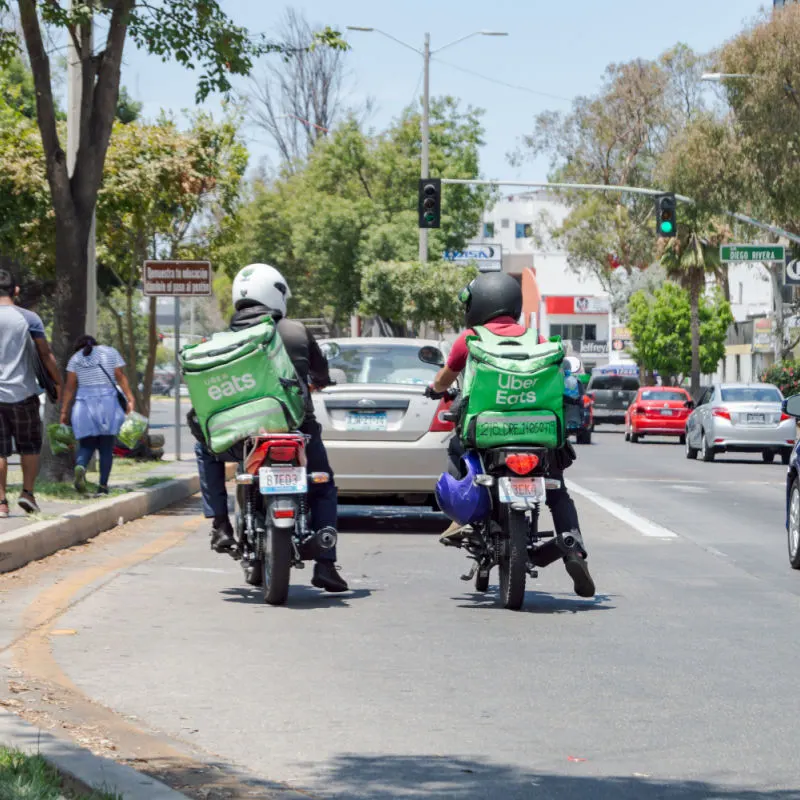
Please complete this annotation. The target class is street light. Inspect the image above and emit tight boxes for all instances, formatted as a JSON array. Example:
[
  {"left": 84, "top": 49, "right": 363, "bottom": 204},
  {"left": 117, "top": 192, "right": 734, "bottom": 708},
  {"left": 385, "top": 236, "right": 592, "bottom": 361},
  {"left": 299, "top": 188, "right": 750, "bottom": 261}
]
[{"left": 347, "top": 27, "right": 508, "bottom": 262}]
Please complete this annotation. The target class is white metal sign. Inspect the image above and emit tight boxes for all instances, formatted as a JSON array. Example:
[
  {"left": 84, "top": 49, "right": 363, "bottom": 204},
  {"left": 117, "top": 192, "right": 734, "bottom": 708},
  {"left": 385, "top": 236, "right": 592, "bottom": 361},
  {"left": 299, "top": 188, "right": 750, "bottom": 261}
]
[
  {"left": 574, "top": 296, "right": 609, "bottom": 314},
  {"left": 442, "top": 243, "right": 502, "bottom": 271}
]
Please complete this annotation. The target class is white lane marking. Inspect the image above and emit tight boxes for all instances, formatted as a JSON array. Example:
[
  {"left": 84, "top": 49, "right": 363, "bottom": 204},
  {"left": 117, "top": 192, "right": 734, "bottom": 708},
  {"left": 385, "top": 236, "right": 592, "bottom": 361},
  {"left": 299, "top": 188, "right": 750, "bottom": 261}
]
[
  {"left": 577, "top": 476, "right": 783, "bottom": 488},
  {"left": 176, "top": 567, "right": 228, "bottom": 574},
  {"left": 667, "top": 484, "right": 708, "bottom": 494},
  {"left": 568, "top": 480, "right": 679, "bottom": 539}
]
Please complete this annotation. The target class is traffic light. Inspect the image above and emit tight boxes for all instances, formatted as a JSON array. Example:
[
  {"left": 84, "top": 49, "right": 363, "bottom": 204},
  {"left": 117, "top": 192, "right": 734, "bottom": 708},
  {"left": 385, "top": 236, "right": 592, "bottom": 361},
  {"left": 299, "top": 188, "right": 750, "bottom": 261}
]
[
  {"left": 418, "top": 178, "right": 441, "bottom": 229},
  {"left": 655, "top": 193, "right": 677, "bottom": 238}
]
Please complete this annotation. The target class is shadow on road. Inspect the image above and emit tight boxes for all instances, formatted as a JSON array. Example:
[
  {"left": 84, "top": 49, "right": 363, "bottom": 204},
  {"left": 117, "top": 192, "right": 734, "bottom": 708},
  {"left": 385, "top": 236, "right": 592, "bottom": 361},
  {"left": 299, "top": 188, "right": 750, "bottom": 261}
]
[
  {"left": 307, "top": 753, "right": 800, "bottom": 799},
  {"left": 219, "top": 585, "right": 373, "bottom": 609},
  {"left": 454, "top": 590, "right": 615, "bottom": 615}
]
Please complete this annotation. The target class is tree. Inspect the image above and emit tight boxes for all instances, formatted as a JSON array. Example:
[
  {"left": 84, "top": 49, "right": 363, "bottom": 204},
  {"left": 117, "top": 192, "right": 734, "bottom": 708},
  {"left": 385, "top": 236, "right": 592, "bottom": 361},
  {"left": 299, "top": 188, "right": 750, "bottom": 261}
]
[
  {"left": 628, "top": 283, "right": 732, "bottom": 385},
  {"left": 517, "top": 46, "right": 709, "bottom": 287},
  {"left": 0, "top": 0, "right": 345, "bottom": 373},
  {"left": 249, "top": 8, "right": 345, "bottom": 167},
  {"left": 360, "top": 261, "right": 478, "bottom": 336}
]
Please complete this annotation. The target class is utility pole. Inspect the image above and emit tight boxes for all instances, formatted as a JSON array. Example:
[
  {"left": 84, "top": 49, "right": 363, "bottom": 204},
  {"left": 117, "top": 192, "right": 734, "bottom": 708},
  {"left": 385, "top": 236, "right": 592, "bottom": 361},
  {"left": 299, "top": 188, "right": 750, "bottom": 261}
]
[
  {"left": 67, "top": 0, "right": 97, "bottom": 337},
  {"left": 419, "top": 32, "right": 430, "bottom": 264}
]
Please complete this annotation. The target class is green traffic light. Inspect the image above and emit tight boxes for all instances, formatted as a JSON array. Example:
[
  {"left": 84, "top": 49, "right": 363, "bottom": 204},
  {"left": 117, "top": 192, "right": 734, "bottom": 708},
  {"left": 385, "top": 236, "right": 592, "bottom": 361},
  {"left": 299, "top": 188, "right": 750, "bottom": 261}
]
[
  {"left": 425, "top": 212, "right": 435, "bottom": 223},
  {"left": 660, "top": 220, "right": 674, "bottom": 234}
]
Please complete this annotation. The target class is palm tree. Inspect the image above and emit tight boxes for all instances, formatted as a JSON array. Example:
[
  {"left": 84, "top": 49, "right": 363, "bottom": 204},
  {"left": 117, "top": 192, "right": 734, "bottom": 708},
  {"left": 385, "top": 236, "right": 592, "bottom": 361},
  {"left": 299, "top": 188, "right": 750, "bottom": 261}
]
[{"left": 659, "top": 220, "right": 727, "bottom": 397}]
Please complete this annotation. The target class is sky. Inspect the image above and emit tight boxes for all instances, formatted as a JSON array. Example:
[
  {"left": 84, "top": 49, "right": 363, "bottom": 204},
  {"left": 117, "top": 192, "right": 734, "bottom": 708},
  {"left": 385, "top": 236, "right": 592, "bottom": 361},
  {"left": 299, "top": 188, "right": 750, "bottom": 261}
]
[{"left": 119, "top": 0, "right": 767, "bottom": 182}]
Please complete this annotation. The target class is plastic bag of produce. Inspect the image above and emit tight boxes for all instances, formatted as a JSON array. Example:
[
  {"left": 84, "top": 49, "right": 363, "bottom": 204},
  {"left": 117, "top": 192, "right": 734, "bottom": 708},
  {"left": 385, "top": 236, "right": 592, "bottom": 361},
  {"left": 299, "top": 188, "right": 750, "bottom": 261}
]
[
  {"left": 118, "top": 412, "right": 148, "bottom": 450},
  {"left": 47, "top": 423, "right": 76, "bottom": 455}
]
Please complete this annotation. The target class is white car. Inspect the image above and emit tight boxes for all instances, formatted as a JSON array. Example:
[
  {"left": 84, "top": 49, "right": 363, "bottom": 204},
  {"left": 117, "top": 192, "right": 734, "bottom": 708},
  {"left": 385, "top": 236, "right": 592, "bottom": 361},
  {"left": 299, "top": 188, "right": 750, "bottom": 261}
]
[
  {"left": 685, "top": 382, "right": 795, "bottom": 464},
  {"left": 313, "top": 337, "right": 453, "bottom": 503}
]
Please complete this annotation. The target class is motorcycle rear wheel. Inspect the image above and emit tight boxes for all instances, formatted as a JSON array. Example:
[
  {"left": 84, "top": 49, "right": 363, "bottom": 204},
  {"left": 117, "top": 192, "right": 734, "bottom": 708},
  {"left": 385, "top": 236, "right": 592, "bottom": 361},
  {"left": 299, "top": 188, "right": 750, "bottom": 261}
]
[
  {"left": 499, "top": 507, "right": 527, "bottom": 610},
  {"left": 262, "top": 527, "right": 292, "bottom": 605}
]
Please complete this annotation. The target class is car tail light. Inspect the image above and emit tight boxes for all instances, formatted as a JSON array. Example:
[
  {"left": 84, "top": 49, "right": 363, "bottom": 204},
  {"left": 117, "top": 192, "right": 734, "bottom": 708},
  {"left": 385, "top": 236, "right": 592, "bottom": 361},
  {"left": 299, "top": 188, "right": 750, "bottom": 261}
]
[
  {"left": 429, "top": 397, "right": 455, "bottom": 433},
  {"left": 635, "top": 406, "right": 645, "bottom": 415},
  {"left": 505, "top": 453, "right": 539, "bottom": 475},
  {"left": 781, "top": 413, "right": 792, "bottom": 422},
  {"left": 273, "top": 508, "right": 295, "bottom": 519},
  {"left": 582, "top": 395, "right": 591, "bottom": 407},
  {"left": 268, "top": 446, "right": 297, "bottom": 462},
  {"left": 712, "top": 407, "right": 731, "bottom": 420}
]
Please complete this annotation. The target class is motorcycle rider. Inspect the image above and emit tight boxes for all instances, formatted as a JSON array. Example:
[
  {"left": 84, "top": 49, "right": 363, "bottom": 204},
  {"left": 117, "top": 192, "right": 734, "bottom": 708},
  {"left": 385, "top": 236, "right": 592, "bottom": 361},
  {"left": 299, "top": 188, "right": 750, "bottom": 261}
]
[
  {"left": 425, "top": 272, "right": 595, "bottom": 598},
  {"left": 193, "top": 263, "right": 348, "bottom": 593}
]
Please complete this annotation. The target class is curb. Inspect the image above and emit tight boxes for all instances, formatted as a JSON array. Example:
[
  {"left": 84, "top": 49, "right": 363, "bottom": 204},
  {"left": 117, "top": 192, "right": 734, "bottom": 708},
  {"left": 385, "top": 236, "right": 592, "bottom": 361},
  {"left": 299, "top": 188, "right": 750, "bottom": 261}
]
[
  {"left": 0, "top": 464, "right": 236, "bottom": 574},
  {"left": 0, "top": 710, "right": 187, "bottom": 798}
]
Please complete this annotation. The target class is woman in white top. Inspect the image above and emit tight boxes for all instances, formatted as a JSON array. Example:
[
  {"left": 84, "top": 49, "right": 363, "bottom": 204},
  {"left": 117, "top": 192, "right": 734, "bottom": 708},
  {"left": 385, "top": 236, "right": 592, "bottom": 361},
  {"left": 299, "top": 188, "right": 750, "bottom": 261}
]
[{"left": 59, "top": 335, "right": 135, "bottom": 494}]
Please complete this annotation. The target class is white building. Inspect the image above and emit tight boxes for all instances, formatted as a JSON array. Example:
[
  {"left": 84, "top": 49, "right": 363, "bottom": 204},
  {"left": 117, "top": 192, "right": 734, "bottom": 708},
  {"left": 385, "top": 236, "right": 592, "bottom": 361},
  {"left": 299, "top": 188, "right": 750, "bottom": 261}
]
[{"left": 470, "top": 192, "right": 614, "bottom": 371}]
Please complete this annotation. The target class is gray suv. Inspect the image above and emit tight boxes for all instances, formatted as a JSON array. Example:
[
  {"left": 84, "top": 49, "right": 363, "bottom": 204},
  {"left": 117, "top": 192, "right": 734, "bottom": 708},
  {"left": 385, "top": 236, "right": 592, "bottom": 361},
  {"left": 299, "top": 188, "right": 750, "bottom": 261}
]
[{"left": 587, "top": 374, "right": 640, "bottom": 425}]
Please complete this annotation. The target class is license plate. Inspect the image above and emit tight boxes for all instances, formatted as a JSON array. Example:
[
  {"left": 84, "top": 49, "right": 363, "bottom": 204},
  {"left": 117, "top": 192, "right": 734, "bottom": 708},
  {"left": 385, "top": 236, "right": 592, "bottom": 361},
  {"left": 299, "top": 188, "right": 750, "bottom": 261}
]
[
  {"left": 498, "top": 476, "right": 546, "bottom": 504},
  {"left": 747, "top": 414, "right": 766, "bottom": 424},
  {"left": 345, "top": 412, "right": 387, "bottom": 431},
  {"left": 259, "top": 466, "right": 307, "bottom": 495},
  {"left": 660, "top": 409, "right": 673, "bottom": 416}
]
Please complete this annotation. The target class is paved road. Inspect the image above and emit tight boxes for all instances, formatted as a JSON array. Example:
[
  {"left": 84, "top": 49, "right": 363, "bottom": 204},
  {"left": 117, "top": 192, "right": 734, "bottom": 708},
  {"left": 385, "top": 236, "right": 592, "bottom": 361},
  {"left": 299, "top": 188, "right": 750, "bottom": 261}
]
[{"left": 3, "top": 428, "right": 800, "bottom": 799}]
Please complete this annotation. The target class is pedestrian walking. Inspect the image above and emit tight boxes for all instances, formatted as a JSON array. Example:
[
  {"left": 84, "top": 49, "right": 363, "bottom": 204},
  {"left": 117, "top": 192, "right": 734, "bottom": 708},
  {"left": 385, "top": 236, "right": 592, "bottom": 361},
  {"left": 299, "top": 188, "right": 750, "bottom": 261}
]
[
  {"left": 0, "top": 268, "right": 62, "bottom": 518},
  {"left": 59, "top": 336, "right": 135, "bottom": 495}
]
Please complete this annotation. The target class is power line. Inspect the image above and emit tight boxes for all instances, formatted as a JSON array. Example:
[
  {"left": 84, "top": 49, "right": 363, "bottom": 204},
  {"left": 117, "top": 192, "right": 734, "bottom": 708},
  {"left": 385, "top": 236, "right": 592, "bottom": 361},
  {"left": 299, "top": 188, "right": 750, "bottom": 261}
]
[
  {"left": 431, "top": 56, "right": 573, "bottom": 103},
  {"left": 409, "top": 66, "right": 424, "bottom": 108}
]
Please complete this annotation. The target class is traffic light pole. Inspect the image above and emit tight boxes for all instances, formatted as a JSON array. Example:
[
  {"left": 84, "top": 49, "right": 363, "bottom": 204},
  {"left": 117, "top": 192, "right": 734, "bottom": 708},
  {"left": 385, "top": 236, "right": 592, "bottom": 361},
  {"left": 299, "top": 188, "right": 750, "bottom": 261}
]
[
  {"left": 440, "top": 178, "right": 800, "bottom": 246},
  {"left": 419, "top": 33, "right": 431, "bottom": 264}
]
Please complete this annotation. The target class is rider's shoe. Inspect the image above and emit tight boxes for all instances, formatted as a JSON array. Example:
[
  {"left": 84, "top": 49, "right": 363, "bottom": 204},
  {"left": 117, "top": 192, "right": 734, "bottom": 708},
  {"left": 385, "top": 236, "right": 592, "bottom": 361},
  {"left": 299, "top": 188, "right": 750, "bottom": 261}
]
[
  {"left": 564, "top": 553, "right": 595, "bottom": 598},
  {"left": 210, "top": 516, "right": 235, "bottom": 553},
  {"left": 439, "top": 521, "right": 473, "bottom": 546},
  {"left": 312, "top": 561, "right": 349, "bottom": 593}
]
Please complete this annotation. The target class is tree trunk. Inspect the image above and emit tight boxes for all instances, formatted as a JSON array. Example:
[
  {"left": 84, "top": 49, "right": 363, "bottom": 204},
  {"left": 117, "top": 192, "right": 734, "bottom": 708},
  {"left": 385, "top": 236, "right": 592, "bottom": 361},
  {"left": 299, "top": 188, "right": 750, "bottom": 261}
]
[
  {"left": 39, "top": 219, "right": 91, "bottom": 482},
  {"left": 141, "top": 297, "right": 158, "bottom": 419},
  {"left": 690, "top": 282, "right": 701, "bottom": 398}
]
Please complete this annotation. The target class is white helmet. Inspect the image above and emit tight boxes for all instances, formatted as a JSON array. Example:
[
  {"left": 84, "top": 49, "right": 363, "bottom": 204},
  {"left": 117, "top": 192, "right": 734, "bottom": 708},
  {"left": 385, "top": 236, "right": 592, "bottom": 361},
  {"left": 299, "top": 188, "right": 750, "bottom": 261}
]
[
  {"left": 231, "top": 263, "right": 292, "bottom": 317},
  {"left": 564, "top": 356, "right": 582, "bottom": 374}
]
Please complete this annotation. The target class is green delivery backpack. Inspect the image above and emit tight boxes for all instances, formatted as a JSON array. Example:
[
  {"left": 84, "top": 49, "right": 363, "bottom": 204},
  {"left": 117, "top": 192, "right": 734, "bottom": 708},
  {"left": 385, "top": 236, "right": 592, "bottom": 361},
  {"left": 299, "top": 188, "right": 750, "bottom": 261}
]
[
  {"left": 180, "top": 317, "right": 306, "bottom": 454},
  {"left": 460, "top": 327, "right": 566, "bottom": 449}
]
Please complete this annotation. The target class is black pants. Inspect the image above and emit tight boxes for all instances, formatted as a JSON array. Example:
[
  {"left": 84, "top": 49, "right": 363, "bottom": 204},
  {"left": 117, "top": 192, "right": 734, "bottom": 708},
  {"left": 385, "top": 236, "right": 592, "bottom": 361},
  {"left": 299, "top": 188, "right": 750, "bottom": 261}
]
[{"left": 447, "top": 437, "right": 581, "bottom": 537}]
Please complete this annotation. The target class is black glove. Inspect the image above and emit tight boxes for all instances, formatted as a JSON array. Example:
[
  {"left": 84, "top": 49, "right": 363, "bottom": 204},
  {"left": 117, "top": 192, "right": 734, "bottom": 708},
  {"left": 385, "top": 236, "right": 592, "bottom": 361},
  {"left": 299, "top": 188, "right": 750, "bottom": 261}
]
[
  {"left": 554, "top": 440, "right": 577, "bottom": 471},
  {"left": 424, "top": 384, "right": 448, "bottom": 400}
]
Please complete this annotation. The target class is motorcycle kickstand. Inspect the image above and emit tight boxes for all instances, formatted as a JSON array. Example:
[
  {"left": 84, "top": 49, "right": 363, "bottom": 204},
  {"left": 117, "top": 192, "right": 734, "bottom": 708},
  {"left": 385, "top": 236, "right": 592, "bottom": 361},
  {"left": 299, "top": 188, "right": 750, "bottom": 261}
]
[{"left": 460, "top": 561, "right": 479, "bottom": 582}]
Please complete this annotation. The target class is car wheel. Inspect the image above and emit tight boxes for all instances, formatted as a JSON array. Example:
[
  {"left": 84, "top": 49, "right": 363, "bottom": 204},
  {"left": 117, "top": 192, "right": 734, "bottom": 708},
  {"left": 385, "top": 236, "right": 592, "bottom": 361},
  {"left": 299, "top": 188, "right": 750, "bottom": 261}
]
[
  {"left": 685, "top": 434, "right": 698, "bottom": 460},
  {"left": 763, "top": 451, "right": 776, "bottom": 464},
  {"left": 783, "top": 449, "right": 792, "bottom": 466},
  {"left": 624, "top": 429, "right": 630, "bottom": 442},
  {"left": 700, "top": 430, "right": 715, "bottom": 462},
  {"left": 679, "top": 434, "right": 686, "bottom": 446},
  {"left": 789, "top": 478, "right": 800, "bottom": 569},
  {"left": 630, "top": 432, "right": 639, "bottom": 443}
]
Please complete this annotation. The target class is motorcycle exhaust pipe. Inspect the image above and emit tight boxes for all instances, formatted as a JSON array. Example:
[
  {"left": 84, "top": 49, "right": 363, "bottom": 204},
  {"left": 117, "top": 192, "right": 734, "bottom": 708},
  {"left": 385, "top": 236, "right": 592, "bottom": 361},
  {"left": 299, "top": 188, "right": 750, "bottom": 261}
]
[{"left": 316, "top": 527, "right": 338, "bottom": 550}]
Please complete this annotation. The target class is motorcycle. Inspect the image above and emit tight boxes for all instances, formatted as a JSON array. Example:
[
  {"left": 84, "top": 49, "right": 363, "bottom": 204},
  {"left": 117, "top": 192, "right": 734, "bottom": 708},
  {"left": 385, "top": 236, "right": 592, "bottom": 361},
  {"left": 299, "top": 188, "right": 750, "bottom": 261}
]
[
  {"left": 231, "top": 433, "right": 336, "bottom": 605},
  {"left": 422, "top": 354, "right": 583, "bottom": 611}
]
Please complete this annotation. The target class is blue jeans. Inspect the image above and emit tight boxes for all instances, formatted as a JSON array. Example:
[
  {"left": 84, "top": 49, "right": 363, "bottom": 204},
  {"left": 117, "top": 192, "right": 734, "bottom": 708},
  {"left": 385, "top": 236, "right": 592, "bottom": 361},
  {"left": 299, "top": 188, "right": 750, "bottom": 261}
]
[
  {"left": 195, "top": 419, "right": 339, "bottom": 562},
  {"left": 76, "top": 435, "right": 116, "bottom": 487}
]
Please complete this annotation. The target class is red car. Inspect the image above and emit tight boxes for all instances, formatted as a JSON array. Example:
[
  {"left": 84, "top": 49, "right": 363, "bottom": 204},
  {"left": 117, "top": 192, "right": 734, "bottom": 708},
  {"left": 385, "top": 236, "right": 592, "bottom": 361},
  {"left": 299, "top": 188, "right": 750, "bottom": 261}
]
[{"left": 625, "top": 386, "right": 694, "bottom": 444}]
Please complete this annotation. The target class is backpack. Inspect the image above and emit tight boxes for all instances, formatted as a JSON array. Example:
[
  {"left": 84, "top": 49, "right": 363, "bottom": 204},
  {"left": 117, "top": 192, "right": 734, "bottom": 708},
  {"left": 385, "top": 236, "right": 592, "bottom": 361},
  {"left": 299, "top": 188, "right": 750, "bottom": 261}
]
[
  {"left": 180, "top": 317, "right": 306, "bottom": 454},
  {"left": 459, "top": 327, "right": 566, "bottom": 449}
]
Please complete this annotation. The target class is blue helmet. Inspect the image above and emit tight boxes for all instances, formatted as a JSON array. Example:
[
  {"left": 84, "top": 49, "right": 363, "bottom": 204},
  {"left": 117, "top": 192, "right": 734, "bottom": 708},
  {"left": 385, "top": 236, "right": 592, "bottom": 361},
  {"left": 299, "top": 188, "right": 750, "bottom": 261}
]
[{"left": 435, "top": 451, "right": 491, "bottom": 526}]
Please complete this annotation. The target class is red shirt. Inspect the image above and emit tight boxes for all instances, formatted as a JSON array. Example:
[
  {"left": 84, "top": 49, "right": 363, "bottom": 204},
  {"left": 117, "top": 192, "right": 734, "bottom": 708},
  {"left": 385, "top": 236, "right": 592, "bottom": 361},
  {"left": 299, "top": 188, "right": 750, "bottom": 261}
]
[{"left": 446, "top": 316, "right": 545, "bottom": 373}]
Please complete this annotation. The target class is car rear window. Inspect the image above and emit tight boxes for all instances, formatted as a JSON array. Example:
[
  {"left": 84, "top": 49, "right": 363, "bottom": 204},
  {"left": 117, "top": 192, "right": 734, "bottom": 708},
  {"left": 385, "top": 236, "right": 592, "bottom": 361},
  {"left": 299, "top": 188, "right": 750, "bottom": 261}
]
[
  {"left": 720, "top": 386, "right": 782, "bottom": 403},
  {"left": 321, "top": 343, "right": 441, "bottom": 386},
  {"left": 640, "top": 390, "right": 687, "bottom": 402},
  {"left": 589, "top": 376, "right": 640, "bottom": 391}
]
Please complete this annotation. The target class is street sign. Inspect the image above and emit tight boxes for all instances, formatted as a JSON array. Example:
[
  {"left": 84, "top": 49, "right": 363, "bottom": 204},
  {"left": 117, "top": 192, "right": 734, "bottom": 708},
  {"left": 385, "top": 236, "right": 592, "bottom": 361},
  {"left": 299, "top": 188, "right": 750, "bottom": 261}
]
[
  {"left": 142, "top": 260, "right": 212, "bottom": 296},
  {"left": 442, "top": 243, "right": 502, "bottom": 272},
  {"left": 786, "top": 258, "right": 800, "bottom": 286},
  {"left": 720, "top": 244, "right": 785, "bottom": 263}
]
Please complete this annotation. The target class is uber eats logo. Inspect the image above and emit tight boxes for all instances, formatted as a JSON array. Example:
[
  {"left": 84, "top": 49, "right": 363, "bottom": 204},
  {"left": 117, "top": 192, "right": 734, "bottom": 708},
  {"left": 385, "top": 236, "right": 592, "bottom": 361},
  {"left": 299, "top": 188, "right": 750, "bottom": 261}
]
[
  {"left": 205, "top": 372, "right": 256, "bottom": 400},
  {"left": 496, "top": 374, "right": 537, "bottom": 406}
]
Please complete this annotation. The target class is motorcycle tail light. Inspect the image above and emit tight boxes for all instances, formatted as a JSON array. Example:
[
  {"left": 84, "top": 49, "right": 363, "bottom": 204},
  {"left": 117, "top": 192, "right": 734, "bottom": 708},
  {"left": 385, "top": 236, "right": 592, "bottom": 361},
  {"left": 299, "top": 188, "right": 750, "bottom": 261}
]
[
  {"left": 268, "top": 446, "right": 297, "bottom": 462},
  {"left": 505, "top": 453, "right": 539, "bottom": 475},
  {"left": 273, "top": 508, "right": 295, "bottom": 519}
]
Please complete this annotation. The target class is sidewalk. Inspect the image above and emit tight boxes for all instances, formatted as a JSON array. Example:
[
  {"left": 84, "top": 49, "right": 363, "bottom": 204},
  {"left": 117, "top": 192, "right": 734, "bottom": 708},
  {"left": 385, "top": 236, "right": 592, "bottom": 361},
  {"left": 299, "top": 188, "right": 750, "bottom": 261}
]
[{"left": 1, "top": 457, "right": 199, "bottom": 534}]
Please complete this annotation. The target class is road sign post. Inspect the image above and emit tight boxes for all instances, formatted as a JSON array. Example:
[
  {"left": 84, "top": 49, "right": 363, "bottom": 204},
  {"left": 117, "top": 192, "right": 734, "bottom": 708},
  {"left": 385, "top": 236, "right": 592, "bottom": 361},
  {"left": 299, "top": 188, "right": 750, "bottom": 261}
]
[
  {"left": 143, "top": 261, "right": 212, "bottom": 461},
  {"left": 719, "top": 244, "right": 786, "bottom": 263}
]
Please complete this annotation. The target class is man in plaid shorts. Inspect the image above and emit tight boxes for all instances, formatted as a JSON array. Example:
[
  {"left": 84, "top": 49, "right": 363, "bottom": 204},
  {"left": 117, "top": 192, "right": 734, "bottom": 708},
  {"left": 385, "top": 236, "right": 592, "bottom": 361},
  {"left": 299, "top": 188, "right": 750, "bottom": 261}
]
[{"left": 0, "top": 268, "right": 62, "bottom": 517}]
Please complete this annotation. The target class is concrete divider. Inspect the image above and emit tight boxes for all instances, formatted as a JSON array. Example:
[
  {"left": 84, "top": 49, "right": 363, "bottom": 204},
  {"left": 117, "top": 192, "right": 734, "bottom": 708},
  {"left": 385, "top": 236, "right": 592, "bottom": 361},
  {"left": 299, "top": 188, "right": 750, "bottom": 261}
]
[{"left": 0, "top": 464, "right": 236, "bottom": 574}]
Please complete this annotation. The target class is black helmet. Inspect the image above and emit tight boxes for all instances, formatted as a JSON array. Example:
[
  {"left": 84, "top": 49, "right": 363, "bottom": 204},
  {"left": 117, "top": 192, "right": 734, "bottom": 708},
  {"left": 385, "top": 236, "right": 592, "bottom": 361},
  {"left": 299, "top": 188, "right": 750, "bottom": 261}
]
[{"left": 459, "top": 272, "right": 523, "bottom": 328}]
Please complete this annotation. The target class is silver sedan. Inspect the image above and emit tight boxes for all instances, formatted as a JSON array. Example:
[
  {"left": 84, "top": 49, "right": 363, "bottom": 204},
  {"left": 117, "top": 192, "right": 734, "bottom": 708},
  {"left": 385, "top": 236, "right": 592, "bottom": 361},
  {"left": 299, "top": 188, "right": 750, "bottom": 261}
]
[
  {"left": 685, "top": 382, "right": 795, "bottom": 464},
  {"left": 313, "top": 338, "right": 453, "bottom": 503}
]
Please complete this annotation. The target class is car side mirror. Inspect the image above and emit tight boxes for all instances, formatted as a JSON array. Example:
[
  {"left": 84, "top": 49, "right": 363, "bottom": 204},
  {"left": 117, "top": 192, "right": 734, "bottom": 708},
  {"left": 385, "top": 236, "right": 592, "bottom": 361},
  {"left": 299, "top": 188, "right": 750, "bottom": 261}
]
[
  {"left": 783, "top": 394, "right": 800, "bottom": 418},
  {"left": 418, "top": 345, "right": 445, "bottom": 367},
  {"left": 685, "top": 400, "right": 695, "bottom": 409}
]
